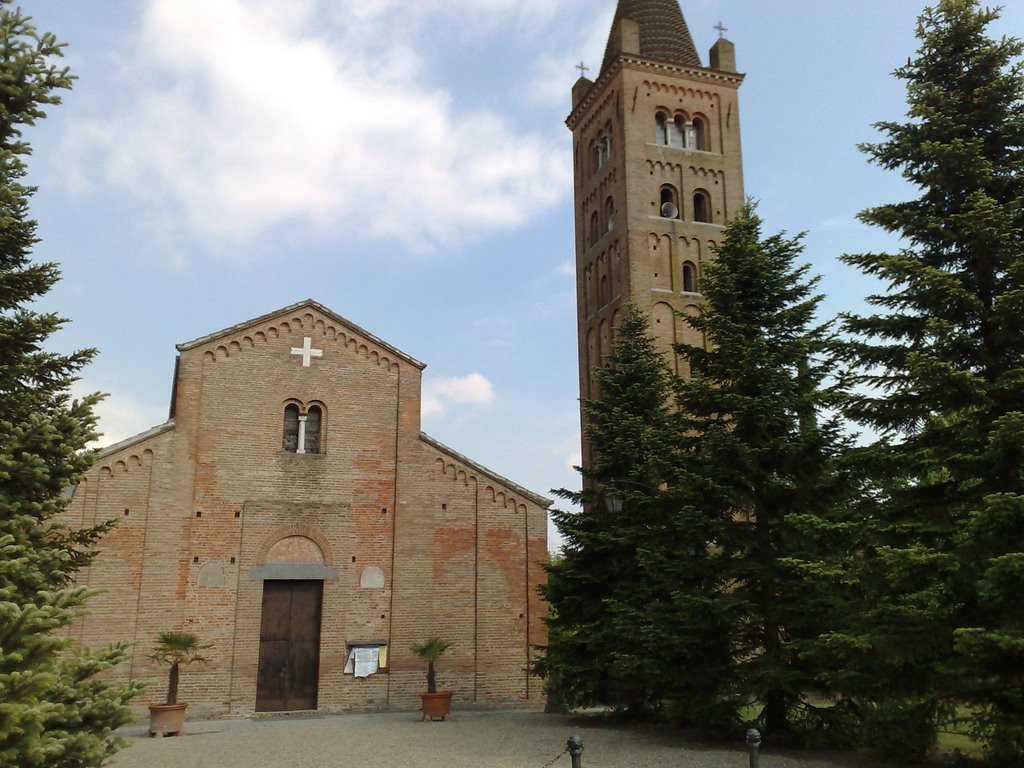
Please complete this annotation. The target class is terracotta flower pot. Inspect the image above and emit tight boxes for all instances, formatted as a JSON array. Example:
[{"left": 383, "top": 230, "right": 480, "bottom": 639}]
[
  {"left": 420, "top": 691, "right": 453, "bottom": 721},
  {"left": 148, "top": 702, "right": 188, "bottom": 737}
]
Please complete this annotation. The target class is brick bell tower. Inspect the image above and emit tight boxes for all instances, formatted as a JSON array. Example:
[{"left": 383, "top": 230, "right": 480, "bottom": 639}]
[{"left": 567, "top": 0, "right": 745, "bottom": 466}]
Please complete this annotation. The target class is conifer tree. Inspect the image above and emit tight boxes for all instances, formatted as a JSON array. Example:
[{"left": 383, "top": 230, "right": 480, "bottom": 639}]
[
  {"left": 676, "top": 205, "right": 856, "bottom": 742},
  {"left": 0, "top": 5, "right": 140, "bottom": 766},
  {"left": 541, "top": 304, "right": 680, "bottom": 711},
  {"left": 835, "top": 0, "right": 1024, "bottom": 760},
  {"left": 541, "top": 304, "right": 734, "bottom": 717}
]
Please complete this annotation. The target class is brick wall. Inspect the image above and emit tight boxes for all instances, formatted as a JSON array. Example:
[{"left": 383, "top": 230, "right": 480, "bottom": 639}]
[{"left": 62, "top": 302, "right": 549, "bottom": 718}]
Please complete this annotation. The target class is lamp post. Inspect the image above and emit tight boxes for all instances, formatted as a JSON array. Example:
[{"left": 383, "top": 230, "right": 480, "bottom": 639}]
[{"left": 600, "top": 478, "right": 664, "bottom": 513}]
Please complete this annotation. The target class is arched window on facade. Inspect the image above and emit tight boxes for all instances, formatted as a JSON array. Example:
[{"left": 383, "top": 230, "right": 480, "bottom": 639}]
[
  {"left": 589, "top": 211, "right": 600, "bottom": 246},
  {"left": 282, "top": 404, "right": 300, "bottom": 452},
  {"left": 591, "top": 141, "right": 600, "bottom": 175},
  {"left": 693, "top": 189, "right": 712, "bottom": 223},
  {"left": 655, "top": 111, "right": 669, "bottom": 145},
  {"left": 660, "top": 185, "right": 679, "bottom": 219},
  {"left": 304, "top": 405, "right": 322, "bottom": 454},
  {"left": 283, "top": 402, "right": 323, "bottom": 454},
  {"left": 605, "top": 197, "right": 615, "bottom": 232},
  {"left": 682, "top": 260, "right": 698, "bottom": 293},
  {"left": 692, "top": 115, "right": 708, "bottom": 151}
]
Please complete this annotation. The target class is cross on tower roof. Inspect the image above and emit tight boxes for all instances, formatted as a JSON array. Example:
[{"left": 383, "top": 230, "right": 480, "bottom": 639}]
[
  {"left": 714, "top": 21, "right": 728, "bottom": 39},
  {"left": 576, "top": 60, "right": 589, "bottom": 78}
]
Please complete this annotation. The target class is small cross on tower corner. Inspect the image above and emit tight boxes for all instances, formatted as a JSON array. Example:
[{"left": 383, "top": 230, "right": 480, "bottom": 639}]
[
  {"left": 576, "top": 60, "right": 589, "bottom": 79},
  {"left": 714, "top": 21, "right": 728, "bottom": 39}
]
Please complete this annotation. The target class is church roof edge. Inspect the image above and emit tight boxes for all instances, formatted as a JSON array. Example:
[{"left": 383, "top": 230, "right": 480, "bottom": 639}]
[
  {"left": 95, "top": 420, "right": 176, "bottom": 460},
  {"left": 420, "top": 432, "right": 552, "bottom": 508},
  {"left": 175, "top": 299, "right": 426, "bottom": 370}
]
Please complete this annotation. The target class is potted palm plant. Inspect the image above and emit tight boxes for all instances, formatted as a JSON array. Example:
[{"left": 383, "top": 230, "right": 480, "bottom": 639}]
[
  {"left": 411, "top": 637, "right": 453, "bottom": 721},
  {"left": 147, "top": 630, "right": 210, "bottom": 737}
]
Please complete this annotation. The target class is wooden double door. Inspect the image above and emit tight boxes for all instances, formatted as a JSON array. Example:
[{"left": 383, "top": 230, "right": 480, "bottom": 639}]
[{"left": 255, "top": 580, "right": 323, "bottom": 712}]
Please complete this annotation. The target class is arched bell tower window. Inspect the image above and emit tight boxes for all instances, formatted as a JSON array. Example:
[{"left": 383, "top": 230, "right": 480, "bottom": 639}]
[
  {"left": 682, "top": 260, "right": 698, "bottom": 292},
  {"left": 693, "top": 189, "right": 712, "bottom": 223},
  {"left": 670, "top": 115, "right": 686, "bottom": 148},
  {"left": 604, "top": 197, "right": 615, "bottom": 232},
  {"left": 692, "top": 115, "right": 709, "bottom": 151},
  {"left": 659, "top": 185, "right": 679, "bottom": 219},
  {"left": 589, "top": 211, "right": 600, "bottom": 246},
  {"left": 655, "top": 111, "right": 669, "bottom": 145}
]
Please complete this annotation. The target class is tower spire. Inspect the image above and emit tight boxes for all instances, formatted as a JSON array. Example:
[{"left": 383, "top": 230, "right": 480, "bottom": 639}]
[{"left": 600, "top": 0, "right": 702, "bottom": 75}]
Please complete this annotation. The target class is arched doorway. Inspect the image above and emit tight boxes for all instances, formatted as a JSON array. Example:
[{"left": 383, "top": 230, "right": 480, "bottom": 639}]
[{"left": 255, "top": 536, "right": 326, "bottom": 712}]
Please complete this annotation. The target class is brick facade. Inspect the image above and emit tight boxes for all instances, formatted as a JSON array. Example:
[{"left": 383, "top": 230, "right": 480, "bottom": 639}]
[{"left": 63, "top": 299, "right": 549, "bottom": 718}]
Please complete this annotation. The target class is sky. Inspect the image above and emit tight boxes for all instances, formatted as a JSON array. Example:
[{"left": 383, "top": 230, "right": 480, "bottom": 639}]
[{"left": 21, "top": 0, "right": 1024, "bottom": 551}]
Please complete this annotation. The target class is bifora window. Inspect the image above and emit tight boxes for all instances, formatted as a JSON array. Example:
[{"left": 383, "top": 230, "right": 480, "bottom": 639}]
[{"left": 282, "top": 403, "right": 324, "bottom": 454}]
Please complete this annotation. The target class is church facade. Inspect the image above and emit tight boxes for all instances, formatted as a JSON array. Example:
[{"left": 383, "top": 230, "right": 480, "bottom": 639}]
[
  {"left": 568, "top": 0, "right": 746, "bottom": 463},
  {"left": 64, "top": 299, "right": 549, "bottom": 717}
]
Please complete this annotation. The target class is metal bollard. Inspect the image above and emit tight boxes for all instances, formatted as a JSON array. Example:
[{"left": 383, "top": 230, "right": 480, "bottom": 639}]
[
  {"left": 566, "top": 733, "right": 583, "bottom": 768},
  {"left": 745, "top": 728, "right": 761, "bottom": 768}
]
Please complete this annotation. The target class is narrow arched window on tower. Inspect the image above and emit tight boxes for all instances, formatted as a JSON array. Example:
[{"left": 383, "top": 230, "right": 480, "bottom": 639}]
[
  {"left": 282, "top": 404, "right": 299, "bottom": 452},
  {"left": 590, "top": 211, "right": 600, "bottom": 245},
  {"left": 693, "top": 189, "right": 712, "bottom": 223},
  {"left": 660, "top": 185, "right": 679, "bottom": 219},
  {"left": 304, "top": 405, "right": 322, "bottom": 454},
  {"left": 692, "top": 116, "right": 708, "bottom": 151},
  {"left": 670, "top": 115, "right": 686, "bottom": 148},
  {"left": 682, "top": 261, "right": 698, "bottom": 292},
  {"left": 655, "top": 111, "right": 669, "bottom": 145},
  {"left": 605, "top": 197, "right": 615, "bottom": 232}
]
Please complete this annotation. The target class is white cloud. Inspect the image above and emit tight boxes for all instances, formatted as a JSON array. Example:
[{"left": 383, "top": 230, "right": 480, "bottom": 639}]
[
  {"left": 72, "top": 382, "right": 167, "bottom": 449},
  {"left": 421, "top": 372, "right": 494, "bottom": 418},
  {"left": 65, "top": 0, "right": 573, "bottom": 253}
]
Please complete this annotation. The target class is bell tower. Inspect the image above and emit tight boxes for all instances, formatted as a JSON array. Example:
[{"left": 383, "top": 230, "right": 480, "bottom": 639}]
[{"left": 568, "top": 0, "right": 745, "bottom": 462}]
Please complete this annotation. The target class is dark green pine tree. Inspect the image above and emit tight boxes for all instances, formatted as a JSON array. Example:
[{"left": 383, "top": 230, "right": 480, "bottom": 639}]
[
  {"left": 835, "top": 0, "right": 1024, "bottom": 760},
  {"left": 540, "top": 303, "right": 732, "bottom": 718},
  {"left": 0, "top": 5, "right": 141, "bottom": 766},
  {"left": 675, "top": 204, "right": 857, "bottom": 743}
]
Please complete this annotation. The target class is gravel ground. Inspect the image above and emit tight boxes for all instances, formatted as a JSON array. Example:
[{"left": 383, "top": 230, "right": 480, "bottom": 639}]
[{"left": 110, "top": 708, "right": 868, "bottom": 768}]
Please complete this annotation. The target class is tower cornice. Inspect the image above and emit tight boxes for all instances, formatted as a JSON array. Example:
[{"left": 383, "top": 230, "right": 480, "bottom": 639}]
[{"left": 566, "top": 54, "right": 744, "bottom": 131}]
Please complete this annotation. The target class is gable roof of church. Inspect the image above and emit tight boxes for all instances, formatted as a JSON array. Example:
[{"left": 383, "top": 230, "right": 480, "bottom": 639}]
[
  {"left": 601, "top": 0, "right": 701, "bottom": 74},
  {"left": 176, "top": 298, "right": 426, "bottom": 370}
]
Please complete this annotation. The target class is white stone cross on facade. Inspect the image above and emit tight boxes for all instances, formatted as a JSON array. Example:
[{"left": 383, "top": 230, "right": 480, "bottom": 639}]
[{"left": 290, "top": 337, "right": 323, "bottom": 367}]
